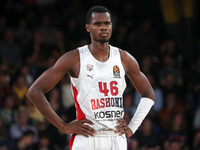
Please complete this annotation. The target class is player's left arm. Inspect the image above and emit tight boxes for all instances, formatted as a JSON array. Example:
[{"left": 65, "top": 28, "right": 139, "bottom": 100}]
[
  {"left": 115, "top": 50, "right": 155, "bottom": 137},
  {"left": 121, "top": 50, "right": 155, "bottom": 99}
]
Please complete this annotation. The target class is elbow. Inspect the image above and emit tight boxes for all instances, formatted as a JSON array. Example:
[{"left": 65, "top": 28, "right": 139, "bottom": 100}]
[
  {"left": 149, "top": 89, "right": 156, "bottom": 101},
  {"left": 143, "top": 90, "right": 155, "bottom": 102},
  {"left": 26, "top": 87, "right": 34, "bottom": 100},
  {"left": 151, "top": 92, "right": 156, "bottom": 102},
  {"left": 26, "top": 86, "right": 39, "bottom": 102}
]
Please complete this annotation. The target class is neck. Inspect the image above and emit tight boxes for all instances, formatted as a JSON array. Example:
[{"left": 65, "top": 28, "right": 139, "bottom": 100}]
[
  {"left": 89, "top": 41, "right": 109, "bottom": 52},
  {"left": 88, "top": 42, "right": 110, "bottom": 62}
]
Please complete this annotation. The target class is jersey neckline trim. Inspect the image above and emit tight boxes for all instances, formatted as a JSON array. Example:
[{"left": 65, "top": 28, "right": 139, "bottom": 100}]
[{"left": 86, "top": 45, "right": 112, "bottom": 65}]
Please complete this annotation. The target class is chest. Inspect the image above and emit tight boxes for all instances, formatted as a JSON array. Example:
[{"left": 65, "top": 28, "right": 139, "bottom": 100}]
[{"left": 80, "top": 60, "right": 123, "bottom": 81}]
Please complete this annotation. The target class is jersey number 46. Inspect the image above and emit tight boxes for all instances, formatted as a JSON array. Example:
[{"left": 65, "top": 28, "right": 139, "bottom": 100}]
[{"left": 98, "top": 81, "right": 118, "bottom": 96}]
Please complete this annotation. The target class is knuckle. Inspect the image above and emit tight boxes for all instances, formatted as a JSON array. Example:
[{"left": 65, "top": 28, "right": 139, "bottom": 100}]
[
  {"left": 84, "top": 125, "right": 90, "bottom": 129},
  {"left": 118, "top": 124, "right": 122, "bottom": 127},
  {"left": 88, "top": 126, "right": 94, "bottom": 131},
  {"left": 118, "top": 128, "right": 123, "bottom": 132}
]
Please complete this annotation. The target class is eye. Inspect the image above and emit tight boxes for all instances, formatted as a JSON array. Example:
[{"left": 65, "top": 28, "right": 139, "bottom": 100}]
[
  {"left": 105, "top": 22, "right": 111, "bottom": 25},
  {"left": 95, "top": 22, "right": 101, "bottom": 26}
]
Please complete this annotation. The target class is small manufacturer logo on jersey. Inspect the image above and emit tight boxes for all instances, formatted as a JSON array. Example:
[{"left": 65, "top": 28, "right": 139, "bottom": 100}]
[
  {"left": 86, "top": 64, "right": 93, "bottom": 71},
  {"left": 113, "top": 65, "right": 120, "bottom": 78},
  {"left": 87, "top": 74, "right": 94, "bottom": 79}
]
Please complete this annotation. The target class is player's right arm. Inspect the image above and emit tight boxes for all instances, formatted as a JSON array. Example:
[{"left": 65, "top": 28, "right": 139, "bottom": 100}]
[{"left": 26, "top": 49, "right": 95, "bottom": 137}]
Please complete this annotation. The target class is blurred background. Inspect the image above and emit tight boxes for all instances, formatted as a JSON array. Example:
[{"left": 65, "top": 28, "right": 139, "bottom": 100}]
[{"left": 0, "top": 0, "right": 200, "bottom": 150}]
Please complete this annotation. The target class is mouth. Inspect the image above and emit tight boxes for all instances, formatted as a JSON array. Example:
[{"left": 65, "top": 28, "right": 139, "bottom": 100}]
[{"left": 99, "top": 32, "right": 109, "bottom": 37}]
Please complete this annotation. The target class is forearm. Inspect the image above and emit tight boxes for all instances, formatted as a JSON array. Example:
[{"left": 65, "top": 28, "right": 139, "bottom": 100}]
[
  {"left": 27, "top": 88, "right": 97, "bottom": 137},
  {"left": 128, "top": 97, "right": 154, "bottom": 134},
  {"left": 26, "top": 88, "right": 66, "bottom": 131}
]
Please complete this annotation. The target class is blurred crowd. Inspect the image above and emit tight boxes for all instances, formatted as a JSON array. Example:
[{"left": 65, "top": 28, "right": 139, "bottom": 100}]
[{"left": 0, "top": 0, "right": 200, "bottom": 150}]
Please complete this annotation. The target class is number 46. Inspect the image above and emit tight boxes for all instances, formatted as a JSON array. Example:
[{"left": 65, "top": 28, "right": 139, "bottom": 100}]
[{"left": 98, "top": 81, "right": 118, "bottom": 96}]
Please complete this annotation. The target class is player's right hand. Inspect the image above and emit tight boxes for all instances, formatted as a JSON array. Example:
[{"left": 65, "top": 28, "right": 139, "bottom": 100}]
[{"left": 63, "top": 119, "right": 96, "bottom": 137}]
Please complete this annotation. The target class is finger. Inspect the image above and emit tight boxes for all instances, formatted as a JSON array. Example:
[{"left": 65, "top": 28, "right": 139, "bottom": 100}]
[
  {"left": 81, "top": 119, "right": 94, "bottom": 125},
  {"left": 80, "top": 130, "right": 90, "bottom": 137},
  {"left": 119, "top": 130, "right": 126, "bottom": 136},
  {"left": 118, "top": 127, "right": 133, "bottom": 136},
  {"left": 116, "top": 126, "right": 128, "bottom": 133},
  {"left": 116, "top": 123, "right": 124, "bottom": 128},
  {"left": 82, "top": 124, "right": 96, "bottom": 133},
  {"left": 81, "top": 127, "right": 95, "bottom": 137},
  {"left": 115, "top": 122, "right": 128, "bottom": 132},
  {"left": 116, "top": 118, "right": 125, "bottom": 124},
  {"left": 115, "top": 122, "right": 127, "bottom": 129}
]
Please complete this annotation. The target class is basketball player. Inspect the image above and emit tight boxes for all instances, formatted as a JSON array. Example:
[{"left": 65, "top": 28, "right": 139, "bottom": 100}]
[{"left": 27, "top": 6, "right": 155, "bottom": 150}]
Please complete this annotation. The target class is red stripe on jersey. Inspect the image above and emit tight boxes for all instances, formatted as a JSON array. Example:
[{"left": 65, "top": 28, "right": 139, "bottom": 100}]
[
  {"left": 71, "top": 83, "right": 86, "bottom": 120},
  {"left": 70, "top": 84, "right": 86, "bottom": 150},
  {"left": 70, "top": 134, "right": 76, "bottom": 150}
]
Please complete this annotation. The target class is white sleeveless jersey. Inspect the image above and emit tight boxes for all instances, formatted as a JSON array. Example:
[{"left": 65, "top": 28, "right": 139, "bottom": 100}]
[{"left": 70, "top": 45, "right": 126, "bottom": 131}]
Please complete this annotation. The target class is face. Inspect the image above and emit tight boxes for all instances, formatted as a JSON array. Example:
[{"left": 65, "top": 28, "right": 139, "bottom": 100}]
[{"left": 86, "top": 12, "right": 112, "bottom": 43}]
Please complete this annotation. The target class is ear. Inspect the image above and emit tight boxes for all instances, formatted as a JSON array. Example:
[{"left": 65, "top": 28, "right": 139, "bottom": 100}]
[{"left": 85, "top": 24, "right": 90, "bottom": 32}]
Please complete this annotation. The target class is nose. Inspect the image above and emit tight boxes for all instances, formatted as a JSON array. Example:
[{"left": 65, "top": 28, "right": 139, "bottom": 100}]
[{"left": 100, "top": 24, "right": 107, "bottom": 30}]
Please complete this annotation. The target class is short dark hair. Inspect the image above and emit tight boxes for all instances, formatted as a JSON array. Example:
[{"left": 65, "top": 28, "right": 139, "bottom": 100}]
[{"left": 86, "top": 6, "right": 111, "bottom": 24}]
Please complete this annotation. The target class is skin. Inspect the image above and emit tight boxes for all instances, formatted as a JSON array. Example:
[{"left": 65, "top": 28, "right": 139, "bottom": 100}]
[{"left": 26, "top": 12, "right": 155, "bottom": 138}]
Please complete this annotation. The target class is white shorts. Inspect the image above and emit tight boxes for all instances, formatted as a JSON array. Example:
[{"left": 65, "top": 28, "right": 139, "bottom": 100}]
[{"left": 70, "top": 131, "right": 127, "bottom": 150}]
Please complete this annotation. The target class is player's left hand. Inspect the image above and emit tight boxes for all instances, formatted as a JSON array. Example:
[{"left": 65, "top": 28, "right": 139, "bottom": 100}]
[{"left": 115, "top": 118, "right": 133, "bottom": 137}]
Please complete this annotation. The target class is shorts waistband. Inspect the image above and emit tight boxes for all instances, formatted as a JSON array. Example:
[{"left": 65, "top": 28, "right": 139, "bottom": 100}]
[{"left": 95, "top": 129, "right": 119, "bottom": 136}]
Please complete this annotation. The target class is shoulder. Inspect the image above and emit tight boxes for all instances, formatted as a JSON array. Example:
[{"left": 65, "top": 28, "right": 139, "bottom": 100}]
[
  {"left": 60, "top": 45, "right": 89, "bottom": 61},
  {"left": 61, "top": 49, "right": 79, "bottom": 60},
  {"left": 119, "top": 49, "right": 140, "bottom": 74},
  {"left": 119, "top": 49, "right": 137, "bottom": 62},
  {"left": 55, "top": 49, "right": 79, "bottom": 66},
  {"left": 51, "top": 48, "right": 80, "bottom": 73}
]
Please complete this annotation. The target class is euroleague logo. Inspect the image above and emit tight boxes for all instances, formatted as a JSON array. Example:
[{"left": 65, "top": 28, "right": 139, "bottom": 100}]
[{"left": 113, "top": 65, "right": 120, "bottom": 78}]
